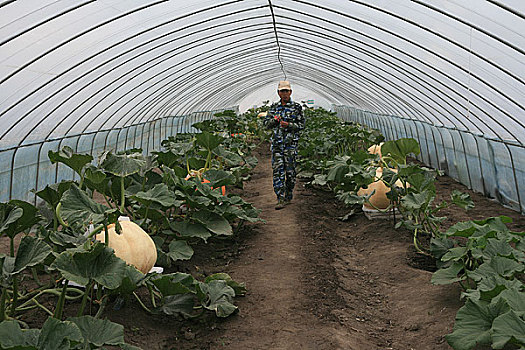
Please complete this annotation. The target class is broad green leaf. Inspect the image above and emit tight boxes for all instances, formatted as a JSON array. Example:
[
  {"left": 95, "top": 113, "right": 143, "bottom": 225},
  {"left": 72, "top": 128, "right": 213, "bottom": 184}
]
[
  {"left": 151, "top": 273, "right": 196, "bottom": 296},
  {"left": 51, "top": 242, "right": 127, "bottom": 289},
  {"left": 430, "top": 236, "right": 455, "bottom": 261},
  {"left": 381, "top": 138, "right": 420, "bottom": 165},
  {"left": 493, "top": 288, "right": 525, "bottom": 316},
  {"left": 48, "top": 146, "right": 93, "bottom": 176},
  {"left": 108, "top": 265, "right": 145, "bottom": 296},
  {"left": 491, "top": 310, "right": 525, "bottom": 349},
  {"left": 401, "top": 190, "right": 433, "bottom": 211},
  {"left": 204, "top": 273, "right": 247, "bottom": 296},
  {"left": 167, "top": 240, "right": 194, "bottom": 261},
  {"left": 154, "top": 294, "right": 196, "bottom": 317},
  {"left": 466, "top": 275, "right": 522, "bottom": 302},
  {"left": 195, "top": 132, "right": 223, "bottom": 151},
  {"left": 37, "top": 317, "right": 83, "bottom": 350},
  {"left": 431, "top": 261, "right": 465, "bottom": 285},
  {"left": 199, "top": 280, "right": 237, "bottom": 317},
  {"left": 0, "top": 204, "right": 23, "bottom": 237},
  {"left": 0, "top": 320, "right": 39, "bottom": 349},
  {"left": 446, "top": 298, "right": 510, "bottom": 350},
  {"left": 170, "top": 221, "right": 212, "bottom": 242},
  {"left": 12, "top": 236, "right": 52, "bottom": 275},
  {"left": 59, "top": 184, "right": 117, "bottom": 227},
  {"left": 451, "top": 190, "right": 475, "bottom": 210},
  {"left": 100, "top": 152, "right": 146, "bottom": 177},
  {"left": 131, "top": 183, "right": 179, "bottom": 208},
  {"left": 469, "top": 256, "right": 524, "bottom": 282},
  {"left": 68, "top": 316, "right": 125, "bottom": 348},
  {"left": 202, "top": 169, "right": 235, "bottom": 188},
  {"left": 83, "top": 164, "right": 106, "bottom": 184},
  {"left": 441, "top": 246, "right": 468, "bottom": 262},
  {"left": 48, "top": 230, "right": 88, "bottom": 248},
  {"left": 192, "top": 210, "right": 232, "bottom": 236},
  {"left": 0, "top": 201, "right": 40, "bottom": 239}
]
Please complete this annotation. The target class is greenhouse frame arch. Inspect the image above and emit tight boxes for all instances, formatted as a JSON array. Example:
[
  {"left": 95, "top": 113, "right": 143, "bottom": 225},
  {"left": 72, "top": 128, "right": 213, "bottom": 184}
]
[{"left": 0, "top": 0, "right": 523, "bottom": 213}]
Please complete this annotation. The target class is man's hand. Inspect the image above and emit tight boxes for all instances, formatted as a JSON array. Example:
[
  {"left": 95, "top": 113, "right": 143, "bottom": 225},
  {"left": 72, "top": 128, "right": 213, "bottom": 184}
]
[{"left": 280, "top": 120, "right": 289, "bottom": 128}]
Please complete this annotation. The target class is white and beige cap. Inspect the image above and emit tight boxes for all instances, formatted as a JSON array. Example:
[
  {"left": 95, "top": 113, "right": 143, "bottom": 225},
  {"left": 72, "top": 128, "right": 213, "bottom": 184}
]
[{"left": 277, "top": 80, "right": 291, "bottom": 90}]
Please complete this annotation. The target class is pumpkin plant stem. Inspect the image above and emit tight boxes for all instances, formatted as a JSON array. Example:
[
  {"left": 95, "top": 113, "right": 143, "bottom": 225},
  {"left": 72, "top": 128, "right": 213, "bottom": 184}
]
[
  {"left": 133, "top": 292, "right": 152, "bottom": 314},
  {"left": 147, "top": 284, "right": 157, "bottom": 308},
  {"left": 53, "top": 280, "right": 68, "bottom": 319},
  {"left": 120, "top": 176, "right": 125, "bottom": 213},
  {"left": 0, "top": 287, "right": 7, "bottom": 322},
  {"left": 77, "top": 281, "right": 94, "bottom": 317},
  {"left": 9, "top": 237, "right": 18, "bottom": 317},
  {"left": 94, "top": 295, "right": 108, "bottom": 319},
  {"left": 104, "top": 217, "right": 110, "bottom": 247}
]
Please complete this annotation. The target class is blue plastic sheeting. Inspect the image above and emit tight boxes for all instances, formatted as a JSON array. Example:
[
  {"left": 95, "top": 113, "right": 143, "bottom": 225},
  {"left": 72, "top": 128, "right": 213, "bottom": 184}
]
[
  {"left": 335, "top": 105, "right": 524, "bottom": 215},
  {"left": 0, "top": 107, "right": 236, "bottom": 204}
]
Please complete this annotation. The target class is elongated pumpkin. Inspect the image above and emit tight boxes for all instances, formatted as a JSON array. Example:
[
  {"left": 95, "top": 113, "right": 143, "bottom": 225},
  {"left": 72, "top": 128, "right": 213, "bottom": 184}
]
[{"left": 96, "top": 221, "right": 157, "bottom": 274}]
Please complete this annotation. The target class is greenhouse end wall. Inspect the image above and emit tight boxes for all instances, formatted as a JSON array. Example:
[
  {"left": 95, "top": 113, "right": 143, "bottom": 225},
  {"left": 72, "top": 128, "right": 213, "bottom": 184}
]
[
  {"left": 0, "top": 107, "right": 238, "bottom": 204},
  {"left": 334, "top": 105, "right": 524, "bottom": 215}
]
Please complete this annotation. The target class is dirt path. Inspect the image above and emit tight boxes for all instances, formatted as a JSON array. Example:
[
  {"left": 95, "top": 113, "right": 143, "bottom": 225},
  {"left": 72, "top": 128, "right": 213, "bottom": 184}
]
[
  {"left": 204, "top": 145, "right": 463, "bottom": 350},
  {"left": 213, "top": 146, "right": 338, "bottom": 349}
]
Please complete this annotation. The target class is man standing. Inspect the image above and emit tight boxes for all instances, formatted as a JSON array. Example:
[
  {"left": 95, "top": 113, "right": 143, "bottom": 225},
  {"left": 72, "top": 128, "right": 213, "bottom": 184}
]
[{"left": 264, "top": 81, "right": 305, "bottom": 210}]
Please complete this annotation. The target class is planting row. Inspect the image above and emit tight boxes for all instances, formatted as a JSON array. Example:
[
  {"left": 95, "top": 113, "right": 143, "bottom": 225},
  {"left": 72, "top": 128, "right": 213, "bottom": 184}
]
[
  {"left": 0, "top": 110, "right": 265, "bottom": 349},
  {"left": 297, "top": 108, "right": 524, "bottom": 350}
]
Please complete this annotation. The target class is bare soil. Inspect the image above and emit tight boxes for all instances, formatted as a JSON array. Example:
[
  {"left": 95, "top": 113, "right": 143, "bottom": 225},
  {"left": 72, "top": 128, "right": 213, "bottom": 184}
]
[{"left": 2, "top": 143, "right": 524, "bottom": 350}]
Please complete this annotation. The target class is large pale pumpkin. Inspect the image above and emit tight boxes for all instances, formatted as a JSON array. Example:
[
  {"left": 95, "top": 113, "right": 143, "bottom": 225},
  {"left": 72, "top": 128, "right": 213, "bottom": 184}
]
[
  {"left": 96, "top": 221, "right": 157, "bottom": 274},
  {"left": 368, "top": 143, "right": 384, "bottom": 158},
  {"left": 257, "top": 112, "right": 267, "bottom": 118},
  {"left": 357, "top": 168, "right": 403, "bottom": 209}
]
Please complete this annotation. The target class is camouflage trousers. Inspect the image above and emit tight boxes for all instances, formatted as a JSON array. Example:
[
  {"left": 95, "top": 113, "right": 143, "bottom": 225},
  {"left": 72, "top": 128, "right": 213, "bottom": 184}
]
[{"left": 271, "top": 143, "right": 298, "bottom": 201}]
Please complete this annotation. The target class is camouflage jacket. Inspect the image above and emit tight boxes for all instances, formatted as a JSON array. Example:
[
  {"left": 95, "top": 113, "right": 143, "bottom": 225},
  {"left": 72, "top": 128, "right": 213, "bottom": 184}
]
[{"left": 263, "top": 100, "right": 305, "bottom": 146}]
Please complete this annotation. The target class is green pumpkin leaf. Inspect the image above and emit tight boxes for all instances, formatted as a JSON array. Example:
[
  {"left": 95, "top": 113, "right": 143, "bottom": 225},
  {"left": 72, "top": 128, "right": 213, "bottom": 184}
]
[
  {"left": 0, "top": 320, "right": 39, "bottom": 349},
  {"left": 451, "top": 190, "right": 475, "bottom": 210},
  {"left": 167, "top": 240, "right": 194, "bottom": 261},
  {"left": 67, "top": 316, "right": 125, "bottom": 348},
  {"left": 468, "top": 256, "right": 524, "bottom": 282},
  {"left": 100, "top": 152, "right": 146, "bottom": 177},
  {"left": 12, "top": 236, "right": 52, "bottom": 275},
  {"left": 48, "top": 146, "right": 93, "bottom": 176},
  {"left": 198, "top": 280, "right": 237, "bottom": 317},
  {"left": 381, "top": 138, "right": 420, "bottom": 165},
  {"left": 491, "top": 310, "right": 525, "bottom": 349},
  {"left": 37, "top": 317, "right": 83, "bottom": 350},
  {"left": 108, "top": 265, "right": 145, "bottom": 296},
  {"left": 131, "top": 183, "right": 180, "bottom": 208},
  {"left": 0, "top": 204, "right": 23, "bottom": 238},
  {"left": 431, "top": 261, "right": 465, "bottom": 285},
  {"left": 59, "top": 184, "right": 118, "bottom": 228},
  {"left": 151, "top": 273, "right": 196, "bottom": 296},
  {"left": 195, "top": 132, "right": 223, "bottom": 151},
  {"left": 51, "top": 242, "right": 127, "bottom": 289},
  {"left": 202, "top": 169, "right": 235, "bottom": 188},
  {"left": 170, "top": 221, "right": 211, "bottom": 242},
  {"left": 204, "top": 273, "right": 247, "bottom": 296},
  {"left": 83, "top": 165, "right": 106, "bottom": 184},
  {"left": 154, "top": 294, "right": 196, "bottom": 317},
  {"left": 192, "top": 210, "right": 232, "bottom": 236},
  {"left": 446, "top": 298, "right": 510, "bottom": 350}
]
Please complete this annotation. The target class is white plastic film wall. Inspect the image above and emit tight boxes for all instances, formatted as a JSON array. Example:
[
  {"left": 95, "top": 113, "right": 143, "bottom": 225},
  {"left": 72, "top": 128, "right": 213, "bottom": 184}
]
[{"left": 0, "top": 1, "right": 523, "bottom": 212}]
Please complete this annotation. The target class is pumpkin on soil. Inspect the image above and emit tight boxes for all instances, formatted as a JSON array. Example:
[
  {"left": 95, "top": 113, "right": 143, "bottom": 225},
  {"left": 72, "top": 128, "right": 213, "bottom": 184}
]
[
  {"left": 96, "top": 221, "right": 157, "bottom": 274},
  {"left": 357, "top": 168, "right": 403, "bottom": 209}
]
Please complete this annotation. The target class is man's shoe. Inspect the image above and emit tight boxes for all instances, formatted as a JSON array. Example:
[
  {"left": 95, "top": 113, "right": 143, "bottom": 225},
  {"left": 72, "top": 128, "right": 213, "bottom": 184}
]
[{"left": 275, "top": 200, "right": 286, "bottom": 210}]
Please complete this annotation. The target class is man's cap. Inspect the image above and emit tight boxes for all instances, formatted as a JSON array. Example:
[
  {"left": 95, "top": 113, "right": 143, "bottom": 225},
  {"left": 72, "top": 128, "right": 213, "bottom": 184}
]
[{"left": 277, "top": 80, "right": 291, "bottom": 91}]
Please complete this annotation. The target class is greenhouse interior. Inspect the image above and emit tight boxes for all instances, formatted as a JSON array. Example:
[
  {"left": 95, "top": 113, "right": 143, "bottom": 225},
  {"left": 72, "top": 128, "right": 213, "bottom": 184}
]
[{"left": 0, "top": 1, "right": 524, "bottom": 350}]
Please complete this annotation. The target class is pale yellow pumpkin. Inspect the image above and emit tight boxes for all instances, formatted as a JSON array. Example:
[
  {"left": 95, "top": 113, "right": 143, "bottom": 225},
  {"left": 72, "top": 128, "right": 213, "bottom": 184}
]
[
  {"left": 96, "top": 221, "right": 157, "bottom": 274},
  {"left": 357, "top": 168, "right": 404, "bottom": 209},
  {"left": 257, "top": 112, "right": 267, "bottom": 118},
  {"left": 367, "top": 143, "right": 384, "bottom": 158}
]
